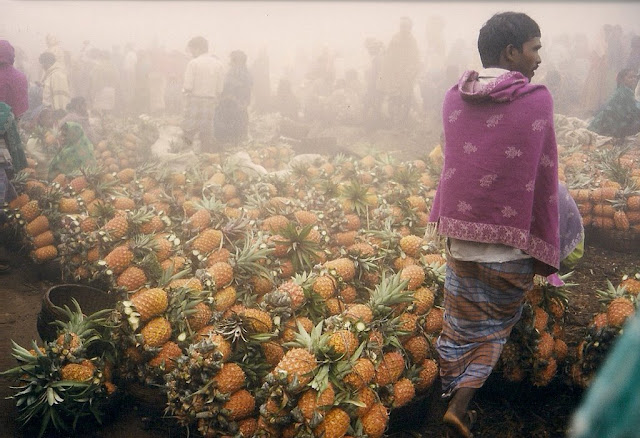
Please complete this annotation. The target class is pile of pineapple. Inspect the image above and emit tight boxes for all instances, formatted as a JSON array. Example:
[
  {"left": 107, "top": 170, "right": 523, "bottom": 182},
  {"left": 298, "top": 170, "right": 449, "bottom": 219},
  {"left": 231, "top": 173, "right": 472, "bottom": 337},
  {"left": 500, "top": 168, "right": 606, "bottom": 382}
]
[
  {"left": 4, "top": 129, "right": 456, "bottom": 436},
  {"left": 9, "top": 111, "right": 637, "bottom": 435},
  {"left": 560, "top": 139, "right": 640, "bottom": 237}
]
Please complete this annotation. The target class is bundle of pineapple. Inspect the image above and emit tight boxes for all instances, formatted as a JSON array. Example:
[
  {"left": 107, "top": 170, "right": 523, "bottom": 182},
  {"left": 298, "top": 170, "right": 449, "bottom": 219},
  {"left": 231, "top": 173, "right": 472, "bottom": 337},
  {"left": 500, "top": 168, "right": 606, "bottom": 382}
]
[
  {"left": 7, "top": 145, "right": 457, "bottom": 436},
  {"left": 92, "top": 116, "right": 160, "bottom": 173},
  {"left": 0, "top": 299, "right": 117, "bottom": 438},
  {"left": 570, "top": 276, "right": 639, "bottom": 388},
  {"left": 2, "top": 170, "right": 63, "bottom": 264},
  {"left": 496, "top": 274, "right": 573, "bottom": 387},
  {"left": 562, "top": 143, "right": 640, "bottom": 237}
]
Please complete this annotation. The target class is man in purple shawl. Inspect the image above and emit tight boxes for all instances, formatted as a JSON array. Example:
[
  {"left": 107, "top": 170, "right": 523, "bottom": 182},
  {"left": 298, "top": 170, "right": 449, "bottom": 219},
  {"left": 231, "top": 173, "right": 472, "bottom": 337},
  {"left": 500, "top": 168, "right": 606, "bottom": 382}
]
[
  {"left": 0, "top": 40, "right": 29, "bottom": 119},
  {"left": 428, "top": 12, "right": 560, "bottom": 438}
]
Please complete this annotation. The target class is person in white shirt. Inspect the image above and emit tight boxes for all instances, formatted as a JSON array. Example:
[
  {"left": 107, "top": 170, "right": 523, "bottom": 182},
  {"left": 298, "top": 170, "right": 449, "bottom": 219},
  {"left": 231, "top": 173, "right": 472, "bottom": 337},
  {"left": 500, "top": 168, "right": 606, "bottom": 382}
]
[{"left": 181, "top": 36, "right": 224, "bottom": 153}]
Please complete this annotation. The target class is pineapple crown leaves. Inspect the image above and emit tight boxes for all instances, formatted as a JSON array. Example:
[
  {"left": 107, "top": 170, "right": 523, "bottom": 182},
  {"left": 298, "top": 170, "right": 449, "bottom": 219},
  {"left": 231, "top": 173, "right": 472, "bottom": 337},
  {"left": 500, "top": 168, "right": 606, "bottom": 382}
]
[
  {"left": 2, "top": 339, "right": 48, "bottom": 373},
  {"left": 230, "top": 236, "right": 274, "bottom": 284},
  {"left": 597, "top": 278, "right": 636, "bottom": 305},
  {"left": 195, "top": 195, "right": 227, "bottom": 216},
  {"left": 52, "top": 298, "right": 114, "bottom": 341},
  {"left": 283, "top": 320, "right": 327, "bottom": 354},
  {"left": 157, "top": 265, "right": 193, "bottom": 289},
  {"left": 339, "top": 179, "right": 377, "bottom": 216},
  {"left": 272, "top": 223, "right": 323, "bottom": 272},
  {"left": 367, "top": 272, "right": 412, "bottom": 315}
]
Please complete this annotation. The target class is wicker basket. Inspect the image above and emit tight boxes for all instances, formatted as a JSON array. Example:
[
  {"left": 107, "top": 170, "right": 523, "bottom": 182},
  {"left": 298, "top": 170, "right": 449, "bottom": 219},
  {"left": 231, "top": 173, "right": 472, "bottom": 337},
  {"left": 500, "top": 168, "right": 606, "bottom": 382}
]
[
  {"left": 585, "top": 226, "right": 640, "bottom": 253},
  {"left": 37, "top": 283, "right": 115, "bottom": 342}
]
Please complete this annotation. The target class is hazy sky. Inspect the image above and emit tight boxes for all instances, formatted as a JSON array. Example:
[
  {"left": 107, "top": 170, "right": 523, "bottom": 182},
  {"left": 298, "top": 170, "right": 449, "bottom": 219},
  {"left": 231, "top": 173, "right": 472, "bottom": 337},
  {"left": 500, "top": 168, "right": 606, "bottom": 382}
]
[{"left": 3, "top": 1, "right": 640, "bottom": 80}]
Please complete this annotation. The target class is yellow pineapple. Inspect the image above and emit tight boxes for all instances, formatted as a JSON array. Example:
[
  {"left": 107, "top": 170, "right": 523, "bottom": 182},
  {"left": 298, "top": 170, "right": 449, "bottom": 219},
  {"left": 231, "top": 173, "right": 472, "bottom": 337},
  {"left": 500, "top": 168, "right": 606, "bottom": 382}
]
[
  {"left": 148, "top": 341, "right": 182, "bottom": 372},
  {"left": 360, "top": 403, "right": 389, "bottom": 438},
  {"left": 374, "top": 350, "right": 405, "bottom": 386},
  {"left": 327, "top": 329, "right": 359, "bottom": 357},
  {"left": 344, "top": 357, "right": 375, "bottom": 390},
  {"left": 313, "top": 407, "right": 350, "bottom": 438},
  {"left": 60, "top": 362, "right": 95, "bottom": 382},
  {"left": 275, "top": 347, "right": 318, "bottom": 387},
  {"left": 140, "top": 316, "right": 172, "bottom": 347},
  {"left": 117, "top": 266, "right": 147, "bottom": 291},
  {"left": 212, "top": 362, "right": 246, "bottom": 394},
  {"left": 223, "top": 389, "right": 256, "bottom": 421},
  {"left": 391, "top": 377, "right": 416, "bottom": 408}
]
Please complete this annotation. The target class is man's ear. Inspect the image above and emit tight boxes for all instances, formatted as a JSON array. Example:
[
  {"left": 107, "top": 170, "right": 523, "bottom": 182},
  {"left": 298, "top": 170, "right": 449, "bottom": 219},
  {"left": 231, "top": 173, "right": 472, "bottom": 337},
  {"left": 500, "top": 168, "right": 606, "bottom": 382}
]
[{"left": 503, "top": 44, "right": 520, "bottom": 63}]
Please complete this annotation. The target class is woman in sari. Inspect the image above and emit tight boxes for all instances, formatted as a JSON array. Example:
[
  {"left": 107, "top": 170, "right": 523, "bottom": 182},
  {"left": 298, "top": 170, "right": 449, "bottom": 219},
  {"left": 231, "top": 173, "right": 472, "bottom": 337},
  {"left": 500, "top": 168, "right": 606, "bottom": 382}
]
[
  {"left": 48, "top": 121, "right": 95, "bottom": 180},
  {"left": 0, "top": 101, "right": 28, "bottom": 272},
  {"left": 587, "top": 68, "right": 640, "bottom": 138}
]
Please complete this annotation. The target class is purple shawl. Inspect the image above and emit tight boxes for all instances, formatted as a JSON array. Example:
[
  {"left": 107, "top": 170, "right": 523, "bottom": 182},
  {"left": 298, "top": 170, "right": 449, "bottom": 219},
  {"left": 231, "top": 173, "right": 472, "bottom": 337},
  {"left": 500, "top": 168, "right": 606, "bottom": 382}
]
[
  {"left": 429, "top": 70, "right": 560, "bottom": 273},
  {"left": 0, "top": 40, "right": 28, "bottom": 117}
]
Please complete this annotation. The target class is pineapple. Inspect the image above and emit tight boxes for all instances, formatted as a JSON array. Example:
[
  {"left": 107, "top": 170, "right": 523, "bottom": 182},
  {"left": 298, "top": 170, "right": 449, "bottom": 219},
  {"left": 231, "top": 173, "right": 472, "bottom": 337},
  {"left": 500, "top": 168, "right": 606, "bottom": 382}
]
[
  {"left": 374, "top": 350, "right": 406, "bottom": 386},
  {"left": 212, "top": 362, "right": 246, "bottom": 394},
  {"left": 187, "top": 302, "right": 213, "bottom": 332},
  {"left": 327, "top": 329, "right": 359, "bottom": 357},
  {"left": 224, "top": 389, "right": 256, "bottom": 421},
  {"left": 297, "top": 384, "right": 335, "bottom": 420},
  {"left": 344, "top": 357, "right": 375, "bottom": 390},
  {"left": 403, "top": 335, "right": 429, "bottom": 364},
  {"left": 140, "top": 316, "right": 172, "bottom": 347},
  {"left": 313, "top": 407, "right": 350, "bottom": 438},
  {"left": 325, "top": 258, "right": 356, "bottom": 282},
  {"left": 116, "top": 266, "right": 148, "bottom": 291},
  {"left": 103, "top": 245, "right": 135, "bottom": 274},
  {"left": 189, "top": 228, "right": 223, "bottom": 255},
  {"left": 360, "top": 403, "right": 389, "bottom": 438},
  {"left": 25, "top": 215, "right": 50, "bottom": 237},
  {"left": 399, "top": 264, "right": 425, "bottom": 291},
  {"left": 597, "top": 279, "right": 636, "bottom": 328},
  {"left": 399, "top": 234, "right": 424, "bottom": 258},
  {"left": 32, "top": 245, "right": 58, "bottom": 263},
  {"left": 391, "top": 377, "right": 416, "bottom": 408},
  {"left": 60, "top": 362, "right": 95, "bottom": 382},
  {"left": 148, "top": 341, "right": 182, "bottom": 372},
  {"left": 415, "top": 358, "right": 439, "bottom": 392},
  {"left": 275, "top": 348, "right": 318, "bottom": 388}
]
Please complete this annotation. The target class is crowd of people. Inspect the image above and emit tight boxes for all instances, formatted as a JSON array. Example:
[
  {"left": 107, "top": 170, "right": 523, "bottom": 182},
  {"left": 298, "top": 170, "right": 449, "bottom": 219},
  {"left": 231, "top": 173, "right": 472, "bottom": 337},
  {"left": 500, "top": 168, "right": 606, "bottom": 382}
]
[
  {"left": 3, "top": 17, "right": 640, "bottom": 151},
  {"left": 0, "top": 11, "right": 640, "bottom": 438}
]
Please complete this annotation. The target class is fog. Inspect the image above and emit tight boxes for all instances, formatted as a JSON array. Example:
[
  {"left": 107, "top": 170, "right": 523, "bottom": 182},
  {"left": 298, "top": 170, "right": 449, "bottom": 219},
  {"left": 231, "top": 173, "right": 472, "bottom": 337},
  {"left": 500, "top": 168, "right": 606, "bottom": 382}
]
[{"left": 4, "top": 0, "right": 640, "bottom": 84}]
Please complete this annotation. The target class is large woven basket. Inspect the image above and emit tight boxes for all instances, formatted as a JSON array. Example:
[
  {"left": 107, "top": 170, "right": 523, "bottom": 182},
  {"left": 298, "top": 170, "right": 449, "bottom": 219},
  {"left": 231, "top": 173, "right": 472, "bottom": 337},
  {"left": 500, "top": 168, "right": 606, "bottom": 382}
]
[
  {"left": 37, "top": 283, "right": 115, "bottom": 342},
  {"left": 585, "top": 226, "right": 640, "bottom": 253}
]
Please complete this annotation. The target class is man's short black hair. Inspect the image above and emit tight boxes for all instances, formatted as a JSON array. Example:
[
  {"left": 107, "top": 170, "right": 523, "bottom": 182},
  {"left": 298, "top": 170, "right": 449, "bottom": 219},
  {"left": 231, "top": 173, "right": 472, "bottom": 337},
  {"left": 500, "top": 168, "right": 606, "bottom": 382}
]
[
  {"left": 188, "top": 36, "right": 208, "bottom": 54},
  {"left": 477, "top": 12, "right": 541, "bottom": 68},
  {"left": 38, "top": 51, "right": 56, "bottom": 67}
]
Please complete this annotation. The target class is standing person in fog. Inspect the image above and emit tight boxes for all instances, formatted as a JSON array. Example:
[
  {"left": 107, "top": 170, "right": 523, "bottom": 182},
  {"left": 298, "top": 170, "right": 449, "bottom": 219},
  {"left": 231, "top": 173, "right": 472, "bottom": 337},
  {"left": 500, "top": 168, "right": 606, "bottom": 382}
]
[
  {"left": 214, "top": 50, "right": 252, "bottom": 145},
  {"left": 382, "top": 16, "right": 420, "bottom": 129},
  {"left": 0, "top": 40, "right": 29, "bottom": 119},
  {"left": 181, "top": 36, "right": 224, "bottom": 153},
  {"left": 428, "top": 12, "right": 560, "bottom": 438},
  {"left": 38, "top": 52, "right": 70, "bottom": 112}
]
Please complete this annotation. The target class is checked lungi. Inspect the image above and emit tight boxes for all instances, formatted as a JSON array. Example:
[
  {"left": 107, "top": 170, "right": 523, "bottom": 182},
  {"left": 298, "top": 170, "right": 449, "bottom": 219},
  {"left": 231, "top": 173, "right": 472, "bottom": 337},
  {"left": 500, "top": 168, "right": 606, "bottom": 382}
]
[
  {"left": 182, "top": 95, "right": 217, "bottom": 152},
  {"left": 436, "top": 256, "right": 535, "bottom": 397}
]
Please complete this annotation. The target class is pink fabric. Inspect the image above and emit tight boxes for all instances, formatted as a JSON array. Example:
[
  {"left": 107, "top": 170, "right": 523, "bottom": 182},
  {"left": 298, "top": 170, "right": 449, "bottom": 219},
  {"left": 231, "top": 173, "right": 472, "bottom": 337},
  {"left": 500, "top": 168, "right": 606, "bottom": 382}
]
[
  {"left": 429, "top": 70, "right": 560, "bottom": 273},
  {"left": 0, "top": 40, "right": 28, "bottom": 117}
]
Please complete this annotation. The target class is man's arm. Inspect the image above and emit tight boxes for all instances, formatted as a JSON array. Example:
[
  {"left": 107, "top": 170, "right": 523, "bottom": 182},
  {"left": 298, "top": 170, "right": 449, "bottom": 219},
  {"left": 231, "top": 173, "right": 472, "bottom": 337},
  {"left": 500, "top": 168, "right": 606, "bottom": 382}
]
[{"left": 182, "top": 60, "right": 195, "bottom": 94}]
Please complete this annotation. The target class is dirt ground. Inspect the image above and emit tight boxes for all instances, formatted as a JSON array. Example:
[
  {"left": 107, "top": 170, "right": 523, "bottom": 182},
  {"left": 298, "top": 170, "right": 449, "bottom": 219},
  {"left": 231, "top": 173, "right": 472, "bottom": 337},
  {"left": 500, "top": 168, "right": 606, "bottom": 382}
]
[{"left": 0, "top": 237, "right": 637, "bottom": 438}]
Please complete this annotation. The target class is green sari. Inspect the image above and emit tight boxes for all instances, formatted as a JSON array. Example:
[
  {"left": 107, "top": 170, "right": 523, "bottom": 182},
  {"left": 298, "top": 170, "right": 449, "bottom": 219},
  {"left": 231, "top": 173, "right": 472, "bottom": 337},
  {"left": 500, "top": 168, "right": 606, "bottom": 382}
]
[
  {"left": 48, "top": 122, "right": 96, "bottom": 179},
  {"left": 587, "top": 85, "right": 640, "bottom": 138},
  {"left": 0, "top": 102, "right": 28, "bottom": 172}
]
